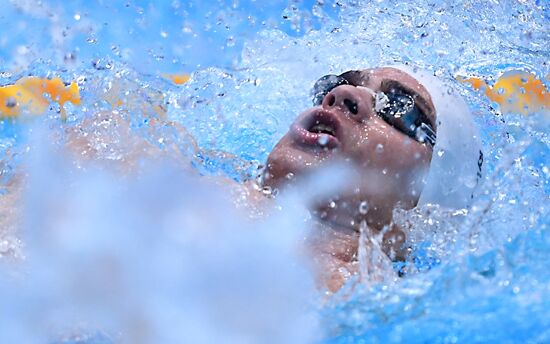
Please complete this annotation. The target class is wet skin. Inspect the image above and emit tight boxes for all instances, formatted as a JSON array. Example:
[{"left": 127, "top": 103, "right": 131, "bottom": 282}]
[{"left": 262, "top": 67, "right": 437, "bottom": 290}]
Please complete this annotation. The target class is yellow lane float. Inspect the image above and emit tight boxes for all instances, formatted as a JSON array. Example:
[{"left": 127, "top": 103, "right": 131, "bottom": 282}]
[
  {"left": 0, "top": 77, "right": 80, "bottom": 118},
  {"left": 458, "top": 71, "right": 549, "bottom": 115},
  {"left": 0, "top": 73, "right": 190, "bottom": 119},
  {"left": 162, "top": 73, "right": 191, "bottom": 85}
]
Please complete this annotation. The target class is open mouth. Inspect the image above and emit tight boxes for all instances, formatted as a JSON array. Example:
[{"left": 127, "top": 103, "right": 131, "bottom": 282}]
[
  {"left": 308, "top": 122, "right": 337, "bottom": 136},
  {"left": 291, "top": 110, "right": 341, "bottom": 149}
]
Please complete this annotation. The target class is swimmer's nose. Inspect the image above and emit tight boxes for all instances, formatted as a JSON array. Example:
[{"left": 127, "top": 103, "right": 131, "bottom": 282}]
[{"left": 321, "top": 85, "right": 373, "bottom": 119}]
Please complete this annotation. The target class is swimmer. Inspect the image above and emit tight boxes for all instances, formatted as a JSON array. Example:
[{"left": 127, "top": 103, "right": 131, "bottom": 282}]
[
  {"left": 258, "top": 67, "right": 483, "bottom": 291},
  {"left": 63, "top": 66, "right": 482, "bottom": 292}
]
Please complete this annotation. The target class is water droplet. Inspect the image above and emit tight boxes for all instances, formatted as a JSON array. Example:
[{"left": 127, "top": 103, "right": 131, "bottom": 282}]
[
  {"left": 160, "top": 31, "right": 168, "bottom": 38},
  {"left": 464, "top": 175, "right": 477, "bottom": 188},
  {"left": 16, "top": 45, "right": 29, "bottom": 55},
  {"left": 226, "top": 36, "right": 236, "bottom": 47},
  {"left": 359, "top": 201, "right": 369, "bottom": 215},
  {"left": 497, "top": 87, "right": 505, "bottom": 95},
  {"left": 64, "top": 52, "right": 76, "bottom": 63},
  {"left": 285, "top": 172, "right": 294, "bottom": 180},
  {"left": 382, "top": 168, "right": 387, "bottom": 175},
  {"left": 437, "top": 149, "right": 445, "bottom": 157},
  {"left": 182, "top": 24, "right": 193, "bottom": 34},
  {"left": 5, "top": 97, "right": 17, "bottom": 108},
  {"left": 375, "top": 143, "right": 384, "bottom": 153},
  {"left": 76, "top": 75, "right": 86, "bottom": 85},
  {"left": 74, "top": 13, "right": 81, "bottom": 20},
  {"left": 0, "top": 240, "right": 9, "bottom": 253},
  {"left": 329, "top": 201, "right": 337, "bottom": 209},
  {"left": 317, "top": 134, "right": 330, "bottom": 146},
  {"left": 86, "top": 37, "right": 97, "bottom": 44},
  {"left": 261, "top": 186, "right": 278, "bottom": 197},
  {"left": 92, "top": 59, "right": 112, "bottom": 70}
]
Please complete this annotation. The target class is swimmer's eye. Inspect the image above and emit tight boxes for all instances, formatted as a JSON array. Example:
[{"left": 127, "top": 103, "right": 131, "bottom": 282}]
[{"left": 311, "top": 74, "right": 349, "bottom": 106}]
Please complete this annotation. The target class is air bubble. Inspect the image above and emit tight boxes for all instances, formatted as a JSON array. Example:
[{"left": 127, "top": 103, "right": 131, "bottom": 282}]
[
  {"left": 359, "top": 201, "right": 369, "bottom": 215},
  {"left": 376, "top": 143, "right": 384, "bottom": 153},
  {"left": 437, "top": 149, "right": 445, "bottom": 157}
]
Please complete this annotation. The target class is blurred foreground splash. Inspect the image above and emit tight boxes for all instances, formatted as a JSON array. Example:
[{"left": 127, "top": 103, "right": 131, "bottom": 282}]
[{"left": 0, "top": 0, "right": 549, "bottom": 343}]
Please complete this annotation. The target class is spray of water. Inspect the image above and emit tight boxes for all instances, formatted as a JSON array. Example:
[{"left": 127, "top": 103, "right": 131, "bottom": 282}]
[{"left": 0, "top": 0, "right": 548, "bottom": 343}]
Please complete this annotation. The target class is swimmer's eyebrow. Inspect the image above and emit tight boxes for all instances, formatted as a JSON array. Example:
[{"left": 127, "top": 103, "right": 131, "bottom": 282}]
[{"left": 380, "top": 79, "right": 436, "bottom": 126}]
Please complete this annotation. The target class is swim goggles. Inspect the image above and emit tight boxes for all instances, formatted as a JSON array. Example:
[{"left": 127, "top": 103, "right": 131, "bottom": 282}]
[{"left": 311, "top": 71, "right": 437, "bottom": 147}]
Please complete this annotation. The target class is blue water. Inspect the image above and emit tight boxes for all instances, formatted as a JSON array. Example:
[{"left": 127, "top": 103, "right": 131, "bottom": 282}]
[{"left": 0, "top": 0, "right": 548, "bottom": 343}]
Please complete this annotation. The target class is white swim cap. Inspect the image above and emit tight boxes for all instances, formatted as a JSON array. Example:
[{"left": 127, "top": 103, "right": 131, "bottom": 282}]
[{"left": 391, "top": 65, "right": 484, "bottom": 209}]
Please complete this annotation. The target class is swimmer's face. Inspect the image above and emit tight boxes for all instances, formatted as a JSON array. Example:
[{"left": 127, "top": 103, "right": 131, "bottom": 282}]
[{"left": 264, "top": 67, "right": 436, "bottom": 236}]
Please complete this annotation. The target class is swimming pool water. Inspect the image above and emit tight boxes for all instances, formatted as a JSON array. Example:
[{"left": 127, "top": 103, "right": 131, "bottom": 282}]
[{"left": 0, "top": 0, "right": 548, "bottom": 343}]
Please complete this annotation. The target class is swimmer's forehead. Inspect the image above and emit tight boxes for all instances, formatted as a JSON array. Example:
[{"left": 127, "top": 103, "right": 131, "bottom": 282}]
[{"left": 349, "top": 67, "right": 437, "bottom": 127}]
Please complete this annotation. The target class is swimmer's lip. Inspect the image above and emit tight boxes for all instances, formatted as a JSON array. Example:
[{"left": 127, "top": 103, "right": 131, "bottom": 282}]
[{"left": 291, "top": 109, "right": 341, "bottom": 149}]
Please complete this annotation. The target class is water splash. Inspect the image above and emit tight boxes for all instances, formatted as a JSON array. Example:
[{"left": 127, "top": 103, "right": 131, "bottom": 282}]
[
  {"left": 0, "top": 0, "right": 547, "bottom": 343},
  {"left": 357, "top": 220, "right": 394, "bottom": 286}
]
